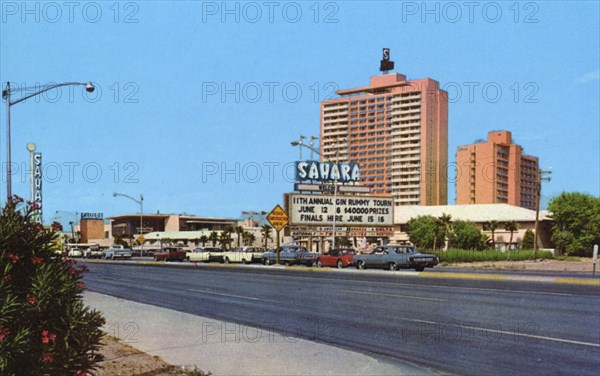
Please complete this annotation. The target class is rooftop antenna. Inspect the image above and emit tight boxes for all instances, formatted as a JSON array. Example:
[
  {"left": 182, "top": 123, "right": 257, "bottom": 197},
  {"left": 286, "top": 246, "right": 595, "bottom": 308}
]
[{"left": 379, "top": 48, "right": 394, "bottom": 74}]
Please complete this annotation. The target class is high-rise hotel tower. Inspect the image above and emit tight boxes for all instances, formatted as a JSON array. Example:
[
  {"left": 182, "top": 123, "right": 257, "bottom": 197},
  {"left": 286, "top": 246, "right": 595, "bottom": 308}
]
[{"left": 320, "top": 73, "right": 448, "bottom": 206}]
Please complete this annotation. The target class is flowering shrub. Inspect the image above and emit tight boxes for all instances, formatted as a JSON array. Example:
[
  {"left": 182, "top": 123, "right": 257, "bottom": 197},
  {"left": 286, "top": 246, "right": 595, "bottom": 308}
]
[{"left": 0, "top": 197, "right": 104, "bottom": 375}]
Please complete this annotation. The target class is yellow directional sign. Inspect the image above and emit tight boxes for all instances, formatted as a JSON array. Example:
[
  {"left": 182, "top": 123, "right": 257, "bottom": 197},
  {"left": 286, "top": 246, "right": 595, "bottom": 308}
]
[
  {"left": 267, "top": 205, "right": 289, "bottom": 232},
  {"left": 137, "top": 235, "right": 146, "bottom": 243}
]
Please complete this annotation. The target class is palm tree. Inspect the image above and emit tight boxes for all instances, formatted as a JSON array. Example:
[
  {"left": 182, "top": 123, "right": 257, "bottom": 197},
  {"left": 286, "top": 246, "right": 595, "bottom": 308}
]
[
  {"left": 260, "top": 224, "right": 273, "bottom": 248},
  {"left": 219, "top": 231, "right": 231, "bottom": 250},
  {"left": 504, "top": 221, "right": 519, "bottom": 259},
  {"left": 235, "top": 226, "right": 244, "bottom": 247},
  {"left": 224, "top": 225, "right": 235, "bottom": 250},
  {"left": 439, "top": 213, "right": 453, "bottom": 249},
  {"left": 485, "top": 220, "right": 499, "bottom": 249},
  {"left": 432, "top": 217, "right": 444, "bottom": 251},
  {"left": 199, "top": 235, "right": 208, "bottom": 247},
  {"left": 208, "top": 231, "right": 219, "bottom": 247},
  {"left": 243, "top": 231, "right": 256, "bottom": 246}
]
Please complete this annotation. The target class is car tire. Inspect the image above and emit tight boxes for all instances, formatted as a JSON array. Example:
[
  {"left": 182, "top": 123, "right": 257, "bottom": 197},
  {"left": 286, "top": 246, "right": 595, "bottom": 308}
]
[
  {"left": 317, "top": 260, "right": 323, "bottom": 268},
  {"left": 224, "top": 257, "right": 230, "bottom": 264},
  {"left": 357, "top": 260, "right": 366, "bottom": 270},
  {"left": 336, "top": 259, "right": 344, "bottom": 269},
  {"left": 415, "top": 266, "right": 425, "bottom": 272},
  {"left": 388, "top": 262, "right": 397, "bottom": 271},
  {"left": 284, "top": 261, "right": 291, "bottom": 266},
  {"left": 263, "top": 258, "right": 270, "bottom": 265}
]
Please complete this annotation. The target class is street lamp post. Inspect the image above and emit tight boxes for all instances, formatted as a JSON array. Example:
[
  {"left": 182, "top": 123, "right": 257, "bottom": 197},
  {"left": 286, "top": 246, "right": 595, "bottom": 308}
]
[
  {"left": 113, "top": 192, "right": 144, "bottom": 257},
  {"left": 534, "top": 169, "right": 552, "bottom": 259},
  {"left": 2, "top": 81, "right": 95, "bottom": 200}
]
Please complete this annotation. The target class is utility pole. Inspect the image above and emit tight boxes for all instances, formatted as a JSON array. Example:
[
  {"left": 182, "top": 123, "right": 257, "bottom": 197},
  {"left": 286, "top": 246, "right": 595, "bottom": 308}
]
[{"left": 534, "top": 169, "right": 552, "bottom": 259}]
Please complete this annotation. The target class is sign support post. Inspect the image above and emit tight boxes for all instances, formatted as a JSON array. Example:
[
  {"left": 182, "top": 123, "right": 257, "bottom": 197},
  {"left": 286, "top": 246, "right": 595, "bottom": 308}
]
[
  {"left": 593, "top": 244, "right": 598, "bottom": 278},
  {"left": 266, "top": 205, "right": 289, "bottom": 266}
]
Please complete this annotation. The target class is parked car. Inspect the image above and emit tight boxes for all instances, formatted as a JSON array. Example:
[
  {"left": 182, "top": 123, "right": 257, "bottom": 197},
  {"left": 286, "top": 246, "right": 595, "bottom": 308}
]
[
  {"left": 83, "top": 248, "right": 103, "bottom": 259},
  {"left": 205, "top": 247, "right": 225, "bottom": 263},
  {"left": 223, "top": 246, "right": 266, "bottom": 264},
  {"left": 67, "top": 248, "right": 83, "bottom": 258},
  {"left": 262, "top": 246, "right": 318, "bottom": 266},
  {"left": 154, "top": 247, "right": 187, "bottom": 262},
  {"left": 353, "top": 245, "right": 438, "bottom": 271},
  {"left": 317, "top": 248, "right": 355, "bottom": 268},
  {"left": 103, "top": 247, "right": 133, "bottom": 260},
  {"left": 186, "top": 247, "right": 222, "bottom": 262}
]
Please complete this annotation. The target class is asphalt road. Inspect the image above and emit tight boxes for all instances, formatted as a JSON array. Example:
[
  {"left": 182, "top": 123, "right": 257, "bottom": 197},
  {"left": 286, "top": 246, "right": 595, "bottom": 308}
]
[{"left": 82, "top": 263, "right": 600, "bottom": 376}]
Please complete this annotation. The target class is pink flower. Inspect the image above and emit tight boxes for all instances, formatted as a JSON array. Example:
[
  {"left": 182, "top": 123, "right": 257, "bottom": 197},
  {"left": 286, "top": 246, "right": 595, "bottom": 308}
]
[
  {"left": 32, "top": 257, "right": 44, "bottom": 265},
  {"left": 27, "top": 294, "right": 37, "bottom": 305},
  {"left": 6, "top": 253, "right": 20, "bottom": 264},
  {"left": 77, "top": 282, "right": 86, "bottom": 289},
  {"left": 2, "top": 275, "right": 12, "bottom": 283},
  {"left": 75, "top": 370, "right": 87, "bottom": 376},
  {"left": 42, "top": 353, "right": 54, "bottom": 363},
  {"left": 0, "top": 326, "right": 10, "bottom": 341},
  {"left": 41, "top": 330, "right": 57, "bottom": 344}
]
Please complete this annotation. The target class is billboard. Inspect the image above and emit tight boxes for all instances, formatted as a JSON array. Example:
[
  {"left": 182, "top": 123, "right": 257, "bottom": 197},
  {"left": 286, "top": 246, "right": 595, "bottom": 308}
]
[{"left": 288, "top": 194, "right": 393, "bottom": 227}]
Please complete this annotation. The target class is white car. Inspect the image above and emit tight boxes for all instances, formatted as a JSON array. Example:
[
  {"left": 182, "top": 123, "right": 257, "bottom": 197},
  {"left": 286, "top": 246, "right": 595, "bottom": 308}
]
[
  {"left": 223, "top": 246, "right": 266, "bottom": 264},
  {"left": 67, "top": 248, "right": 83, "bottom": 258}
]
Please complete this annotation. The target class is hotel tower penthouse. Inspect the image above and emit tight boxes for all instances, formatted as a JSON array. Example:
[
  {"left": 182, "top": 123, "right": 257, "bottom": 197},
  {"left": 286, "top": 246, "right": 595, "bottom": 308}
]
[
  {"left": 320, "top": 73, "right": 448, "bottom": 206},
  {"left": 455, "top": 130, "right": 539, "bottom": 210}
]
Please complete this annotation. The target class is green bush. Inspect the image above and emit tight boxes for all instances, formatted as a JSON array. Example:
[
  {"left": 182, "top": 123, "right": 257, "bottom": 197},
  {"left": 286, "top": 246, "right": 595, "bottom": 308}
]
[
  {"left": 521, "top": 229, "right": 535, "bottom": 250},
  {"left": 450, "top": 221, "right": 486, "bottom": 250},
  {"left": 0, "top": 197, "right": 105, "bottom": 375},
  {"left": 429, "top": 248, "right": 554, "bottom": 263}
]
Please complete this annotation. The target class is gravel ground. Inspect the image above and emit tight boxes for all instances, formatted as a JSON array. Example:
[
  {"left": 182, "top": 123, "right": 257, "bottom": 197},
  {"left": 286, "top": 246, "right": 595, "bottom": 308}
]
[{"left": 96, "top": 336, "right": 209, "bottom": 376}]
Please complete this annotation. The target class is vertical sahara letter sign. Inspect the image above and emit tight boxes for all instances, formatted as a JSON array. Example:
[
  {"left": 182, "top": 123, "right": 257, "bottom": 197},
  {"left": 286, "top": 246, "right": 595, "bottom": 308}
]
[{"left": 33, "top": 152, "right": 42, "bottom": 222}]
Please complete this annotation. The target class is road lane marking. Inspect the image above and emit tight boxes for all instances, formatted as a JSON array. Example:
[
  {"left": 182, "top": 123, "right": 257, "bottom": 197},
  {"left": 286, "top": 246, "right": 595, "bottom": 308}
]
[
  {"left": 339, "top": 289, "right": 447, "bottom": 302},
  {"left": 420, "top": 272, "right": 507, "bottom": 280},
  {"left": 187, "top": 289, "right": 280, "bottom": 304},
  {"left": 554, "top": 278, "right": 600, "bottom": 286},
  {"left": 410, "top": 318, "right": 600, "bottom": 348}
]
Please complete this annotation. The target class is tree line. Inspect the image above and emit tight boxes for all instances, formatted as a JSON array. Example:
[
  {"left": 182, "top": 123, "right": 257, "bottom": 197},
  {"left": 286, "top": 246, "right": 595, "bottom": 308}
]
[{"left": 406, "top": 192, "right": 600, "bottom": 256}]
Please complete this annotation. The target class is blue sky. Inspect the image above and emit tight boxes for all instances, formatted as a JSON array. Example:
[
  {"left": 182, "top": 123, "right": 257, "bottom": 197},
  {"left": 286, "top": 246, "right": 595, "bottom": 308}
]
[{"left": 1, "top": 1, "right": 598, "bottom": 226}]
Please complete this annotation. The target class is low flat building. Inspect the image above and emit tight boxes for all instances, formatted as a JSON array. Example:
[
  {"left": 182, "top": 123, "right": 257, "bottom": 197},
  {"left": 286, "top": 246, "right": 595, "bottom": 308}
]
[{"left": 393, "top": 204, "right": 552, "bottom": 249}]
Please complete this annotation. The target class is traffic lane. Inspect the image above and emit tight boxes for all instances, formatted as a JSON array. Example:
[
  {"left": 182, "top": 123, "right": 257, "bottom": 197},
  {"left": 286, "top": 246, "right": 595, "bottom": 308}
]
[
  {"left": 83, "top": 259, "right": 600, "bottom": 296},
  {"left": 83, "top": 263, "right": 600, "bottom": 346},
  {"left": 83, "top": 263, "right": 600, "bottom": 376}
]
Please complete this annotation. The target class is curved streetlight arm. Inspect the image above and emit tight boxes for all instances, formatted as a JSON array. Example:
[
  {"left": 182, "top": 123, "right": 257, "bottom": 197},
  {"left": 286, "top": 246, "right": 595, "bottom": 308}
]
[
  {"left": 113, "top": 192, "right": 143, "bottom": 205},
  {"left": 290, "top": 141, "right": 321, "bottom": 156},
  {"left": 5, "top": 82, "right": 94, "bottom": 106}
]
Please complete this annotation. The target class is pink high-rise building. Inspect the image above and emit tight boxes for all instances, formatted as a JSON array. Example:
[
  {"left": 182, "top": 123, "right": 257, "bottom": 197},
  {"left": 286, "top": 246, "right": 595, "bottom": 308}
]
[
  {"left": 320, "top": 73, "right": 448, "bottom": 206},
  {"left": 455, "top": 130, "right": 539, "bottom": 209}
]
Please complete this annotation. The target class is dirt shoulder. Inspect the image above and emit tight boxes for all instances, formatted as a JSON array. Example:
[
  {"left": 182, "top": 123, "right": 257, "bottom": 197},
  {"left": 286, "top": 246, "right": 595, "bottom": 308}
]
[
  {"left": 441, "top": 258, "right": 597, "bottom": 273},
  {"left": 96, "top": 335, "right": 208, "bottom": 376}
]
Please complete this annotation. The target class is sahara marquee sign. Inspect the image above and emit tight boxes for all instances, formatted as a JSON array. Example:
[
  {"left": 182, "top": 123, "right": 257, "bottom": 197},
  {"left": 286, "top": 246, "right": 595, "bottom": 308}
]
[{"left": 288, "top": 194, "right": 393, "bottom": 227}]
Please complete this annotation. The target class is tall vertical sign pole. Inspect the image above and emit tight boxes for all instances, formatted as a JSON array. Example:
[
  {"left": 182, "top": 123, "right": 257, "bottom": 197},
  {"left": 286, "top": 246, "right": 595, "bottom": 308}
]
[{"left": 593, "top": 244, "right": 598, "bottom": 278}]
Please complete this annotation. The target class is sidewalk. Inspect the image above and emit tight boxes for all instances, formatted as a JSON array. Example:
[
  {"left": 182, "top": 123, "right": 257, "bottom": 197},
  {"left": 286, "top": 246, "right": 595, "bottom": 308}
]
[{"left": 83, "top": 291, "right": 436, "bottom": 376}]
